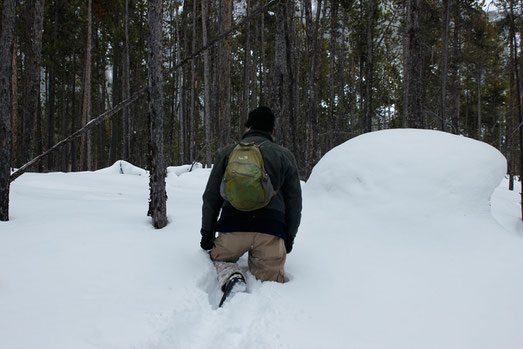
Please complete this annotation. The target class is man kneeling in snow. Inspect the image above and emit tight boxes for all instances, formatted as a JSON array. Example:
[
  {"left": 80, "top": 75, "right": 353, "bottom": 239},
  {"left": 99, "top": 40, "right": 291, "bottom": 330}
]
[{"left": 200, "top": 106, "right": 302, "bottom": 295}]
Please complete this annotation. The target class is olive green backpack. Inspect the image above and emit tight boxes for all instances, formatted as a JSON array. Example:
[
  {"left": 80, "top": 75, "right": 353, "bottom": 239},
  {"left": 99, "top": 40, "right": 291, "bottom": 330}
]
[{"left": 220, "top": 141, "right": 275, "bottom": 211}]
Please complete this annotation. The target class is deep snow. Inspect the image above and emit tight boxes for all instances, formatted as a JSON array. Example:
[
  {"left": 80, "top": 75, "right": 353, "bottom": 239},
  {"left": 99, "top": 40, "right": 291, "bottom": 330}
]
[{"left": 1, "top": 129, "right": 522, "bottom": 349}]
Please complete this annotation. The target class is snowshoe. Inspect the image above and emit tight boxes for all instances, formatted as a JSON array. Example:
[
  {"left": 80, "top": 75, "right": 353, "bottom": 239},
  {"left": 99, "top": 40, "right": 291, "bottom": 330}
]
[{"left": 218, "top": 273, "right": 247, "bottom": 307}]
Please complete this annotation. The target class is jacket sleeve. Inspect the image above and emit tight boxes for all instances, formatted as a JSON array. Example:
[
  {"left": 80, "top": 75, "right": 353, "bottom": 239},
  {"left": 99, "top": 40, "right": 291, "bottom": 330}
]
[
  {"left": 281, "top": 151, "right": 302, "bottom": 242},
  {"left": 200, "top": 149, "right": 228, "bottom": 239}
]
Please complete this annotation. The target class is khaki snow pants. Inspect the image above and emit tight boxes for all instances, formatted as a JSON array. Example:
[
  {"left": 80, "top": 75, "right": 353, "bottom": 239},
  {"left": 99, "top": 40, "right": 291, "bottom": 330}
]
[{"left": 210, "top": 232, "right": 286, "bottom": 287}]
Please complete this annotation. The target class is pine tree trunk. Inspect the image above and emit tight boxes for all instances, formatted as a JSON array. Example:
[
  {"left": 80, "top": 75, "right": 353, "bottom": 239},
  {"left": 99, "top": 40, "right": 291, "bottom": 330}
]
[
  {"left": 35, "top": 94, "right": 43, "bottom": 172},
  {"left": 449, "top": 0, "right": 460, "bottom": 134},
  {"left": 477, "top": 67, "right": 482, "bottom": 140},
  {"left": 60, "top": 75, "right": 67, "bottom": 171},
  {"left": 509, "top": 16, "right": 516, "bottom": 191},
  {"left": 167, "top": 2, "right": 176, "bottom": 165},
  {"left": 403, "top": 0, "right": 423, "bottom": 128},
  {"left": 440, "top": 0, "right": 450, "bottom": 132},
  {"left": 189, "top": 0, "right": 197, "bottom": 161},
  {"left": 110, "top": 39, "right": 121, "bottom": 165},
  {"left": 271, "top": 0, "right": 291, "bottom": 146},
  {"left": 201, "top": 0, "right": 212, "bottom": 167},
  {"left": 181, "top": 6, "right": 190, "bottom": 164},
  {"left": 165, "top": 2, "right": 173, "bottom": 165},
  {"left": 0, "top": 0, "right": 17, "bottom": 221},
  {"left": 304, "top": 0, "right": 322, "bottom": 176},
  {"left": 509, "top": 0, "right": 523, "bottom": 220},
  {"left": 241, "top": 0, "right": 251, "bottom": 138},
  {"left": 336, "top": 11, "right": 349, "bottom": 146},
  {"left": 250, "top": 9, "right": 258, "bottom": 109},
  {"left": 23, "top": 0, "right": 45, "bottom": 163},
  {"left": 147, "top": 0, "right": 168, "bottom": 229},
  {"left": 285, "top": 0, "right": 297, "bottom": 157},
  {"left": 80, "top": 0, "right": 92, "bottom": 170},
  {"left": 98, "top": 83, "right": 105, "bottom": 169},
  {"left": 122, "top": 0, "right": 131, "bottom": 162},
  {"left": 217, "top": 0, "right": 232, "bottom": 148},
  {"left": 48, "top": 64, "right": 56, "bottom": 171},
  {"left": 364, "top": 0, "right": 375, "bottom": 133},
  {"left": 294, "top": 5, "right": 302, "bottom": 159},
  {"left": 175, "top": 6, "right": 185, "bottom": 164},
  {"left": 47, "top": 0, "right": 59, "bottom": 171},
  {"left": 212, "top": 43, "right": 219, "bottom": 148},
  {"left": 260, "top": 9, "right": 266, "bottom": 104},
  {"left": 358, "top": 3, "right": 364, "bottom": 133},
  {"left": 328, "top": 0, "right": 338, "bottom": 149},
  {"left": 10, "top": 39, "right": 18, "bottom": 168},
  {"left": 21, "top": 1, "right": 30, "bottom": 162},
  {"left": 71, "top": 50, "right": 78, "bottom": 171}
]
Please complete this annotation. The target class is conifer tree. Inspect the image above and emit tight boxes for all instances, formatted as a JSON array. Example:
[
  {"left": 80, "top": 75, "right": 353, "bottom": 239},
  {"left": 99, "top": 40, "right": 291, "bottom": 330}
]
[
  {"left": 0, "top": 0, "right": 17, "bottom": 221},
  {"left": 147, "top": 0, "right": 167, "bottom": 229}
]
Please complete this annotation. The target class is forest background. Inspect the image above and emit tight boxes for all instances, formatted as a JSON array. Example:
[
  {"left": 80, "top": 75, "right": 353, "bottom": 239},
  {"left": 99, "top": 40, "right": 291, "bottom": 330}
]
[{"left": 0, "top": 0, "right": 521, "bottom": 184}]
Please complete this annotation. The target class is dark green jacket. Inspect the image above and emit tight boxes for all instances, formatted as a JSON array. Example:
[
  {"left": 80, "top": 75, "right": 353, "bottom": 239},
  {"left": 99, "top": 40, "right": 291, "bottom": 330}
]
[{"left": 200, "top": 129, "right": 302, "bottom": 243}]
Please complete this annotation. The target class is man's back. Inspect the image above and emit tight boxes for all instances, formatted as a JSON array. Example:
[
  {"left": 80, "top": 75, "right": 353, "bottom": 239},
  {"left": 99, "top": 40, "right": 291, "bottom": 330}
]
[
  {"left": 200, "top": 106, "right": 302, "bottom": 293},
  {"left": 201, "top": 128, "right": 302, "bottom": 248}
]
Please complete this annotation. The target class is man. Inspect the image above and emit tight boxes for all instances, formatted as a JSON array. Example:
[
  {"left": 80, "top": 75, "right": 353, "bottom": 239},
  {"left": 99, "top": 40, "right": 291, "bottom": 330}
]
[{"left": 200, "top": 106, "right": 302, "bottom": 297}]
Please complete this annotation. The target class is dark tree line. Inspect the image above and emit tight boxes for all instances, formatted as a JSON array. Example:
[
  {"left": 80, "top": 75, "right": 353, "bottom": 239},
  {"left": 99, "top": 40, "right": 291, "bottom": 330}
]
[{"left": 1, "top": 0, "right": 523, "bottom": 221}]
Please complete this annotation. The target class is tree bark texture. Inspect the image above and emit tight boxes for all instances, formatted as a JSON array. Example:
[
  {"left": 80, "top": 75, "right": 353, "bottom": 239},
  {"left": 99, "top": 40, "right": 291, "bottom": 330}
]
[
  {"left": 80, "top": 0, "right": 92, "bottom": 170},
  {"left": 47, "top": 0, "right": 59, "bottom": 170},
  {"left": 190, "top": 0, "right": 197, "bottom": 161},
  {"left": 304, "top": 0, "right": 323, "bottom": 175},
  {"left": 364, "top": 0, "right": 375, "bottom": 133},
  {"left": 166, "top": 2, "right": 175, "bottom": 165},
  {"left": 260, "top": 9, "right": 266, "bottom": 104},
  {"left": 181, "top": 6, "right": 189, "bottom": 164},
  {"left": 439, "top": 0, "right": 450, "bottom": 132},
  {"left": 477, "top": 67, "right": 482, "bottom": 139},
  {"left": 508, "top": 0, "right": 523, "bottom": 220},
  {"left": 98, "top": 79, "right": 106, "bottom": 169},
  {"left": 201, "top": 0, "right": 212, "bottom": 166},
  {"left": 450, "top": 0, "right": 460, "bottom": 133},
  {"left": 403, "top": 0, "right": 423, "bottom": 128},
  {"left": 241, "top": 0, "right": 251, "bottom": 138},
  {"left": 336, "top": 9, "right": 350, "bottom": 146},
  {"left": 328, "top": 0, "right": 338, "bottom": 149},
  {"left": 10, "top": 39, "right": 18, "bottom": 167},
  {"left": 59, "top": 70, "right": 67, "bottom": 171},
  {"left": 284, "top": 0, "right": 297, "bottom": 157},
  {"left": 123, "top": 0, "right": 131, "bottom": 161},
  {"left": 218, "top": 0, "right": 232, "bottom": 148},
  {"left": 71, "top": 50, "right": 77, "bottom": 171},
  {"left": 508, "top": 14, "right": 516, "bottom": 191},
  {"left": 175, "top": 6, "right": 185, "bottom": 164},
  {"left": 110, "top": 39, "right": 121, "bottom": 165},
  {"left": 35, "top": 92, "right": 42, "bottom": 171},
  {"left": 0, "top": 0, "right": 17, "bottom": 221},
  {"left": 147, "top": 0, "right": 168, "bottom": 229},
  {"left": 271, "top": 0, "right": 293, "bottom": 149},
  {"left": 22, "top": 0, "right": 45, "bottom": 163}
]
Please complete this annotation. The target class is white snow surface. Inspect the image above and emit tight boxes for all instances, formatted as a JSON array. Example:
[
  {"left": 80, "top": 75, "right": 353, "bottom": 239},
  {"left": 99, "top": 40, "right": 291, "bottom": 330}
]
[
  {"left": 1, "top": 129, "right": 522, "bottom": 349},
  {"left": 95, "top": 160, "right": 148, "bottom": 176},
  {"left": 307, "top": 129, "right": 507, "bottom": 215}
]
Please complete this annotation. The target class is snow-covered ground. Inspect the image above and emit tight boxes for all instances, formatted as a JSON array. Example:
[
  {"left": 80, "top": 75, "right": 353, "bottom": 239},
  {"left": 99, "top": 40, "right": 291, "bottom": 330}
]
[{"left": 1, "top": 129, "right": 522, "bottom": 349}]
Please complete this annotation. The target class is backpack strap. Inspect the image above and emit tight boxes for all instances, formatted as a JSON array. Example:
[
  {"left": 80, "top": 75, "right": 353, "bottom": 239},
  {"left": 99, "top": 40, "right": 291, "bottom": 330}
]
[{"left": 255, "top": 140, "right": 278, "bottom": 196}]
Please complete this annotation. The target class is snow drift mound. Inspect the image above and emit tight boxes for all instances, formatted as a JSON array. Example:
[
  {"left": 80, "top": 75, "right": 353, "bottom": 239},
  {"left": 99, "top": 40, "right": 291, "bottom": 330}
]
[
  {"left": 306, "top": 129, "right": 506, "bottom": 215},
  {"left": 95, "top": 160, "right": 147, "bottom": 176},
  {"left": 167, "top": 162, "right": 203, "bottom": 177}
]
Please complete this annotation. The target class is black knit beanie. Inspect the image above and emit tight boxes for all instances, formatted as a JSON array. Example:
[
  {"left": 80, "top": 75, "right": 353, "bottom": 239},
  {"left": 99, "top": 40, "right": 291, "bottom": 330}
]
[{"left": 245, "top": 106, "right": 275, "bottom": 132}]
